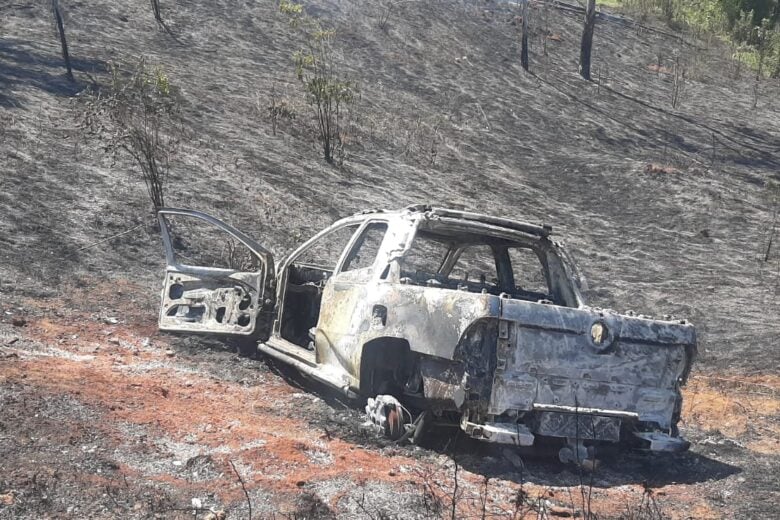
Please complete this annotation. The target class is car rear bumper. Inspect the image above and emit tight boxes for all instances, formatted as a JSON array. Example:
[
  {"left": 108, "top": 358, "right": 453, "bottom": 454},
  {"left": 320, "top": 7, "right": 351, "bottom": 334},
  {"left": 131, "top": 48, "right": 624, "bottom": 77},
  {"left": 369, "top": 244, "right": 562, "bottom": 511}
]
[{"left": 460, "top": 409, "right": 690, "bottom": 452}]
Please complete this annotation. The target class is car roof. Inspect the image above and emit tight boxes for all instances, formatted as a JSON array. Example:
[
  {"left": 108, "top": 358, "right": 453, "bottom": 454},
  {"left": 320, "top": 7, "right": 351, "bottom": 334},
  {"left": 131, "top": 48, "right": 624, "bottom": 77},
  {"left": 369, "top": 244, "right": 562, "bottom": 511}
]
[{"left": 352, "top": 205, "right": 553, "bottom": 239}]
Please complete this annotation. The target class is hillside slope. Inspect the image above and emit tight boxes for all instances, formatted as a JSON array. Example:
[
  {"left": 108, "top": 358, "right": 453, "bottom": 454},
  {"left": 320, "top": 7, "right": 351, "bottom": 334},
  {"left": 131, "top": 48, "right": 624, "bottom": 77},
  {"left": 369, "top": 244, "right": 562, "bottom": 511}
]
[
  {"left": 2, "top": 0, "right": 778, "bottom": 372},
  {"left": 1, "top": 0, "right": 779, "bottom": 518}
]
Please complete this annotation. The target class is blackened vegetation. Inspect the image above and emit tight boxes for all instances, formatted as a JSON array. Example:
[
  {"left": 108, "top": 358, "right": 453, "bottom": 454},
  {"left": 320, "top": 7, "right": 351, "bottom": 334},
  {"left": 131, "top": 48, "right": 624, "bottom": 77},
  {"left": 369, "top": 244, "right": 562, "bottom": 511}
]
[
  {"left": 281, "top": 1, "right": 357, "bottom": 165},
  {"left": 80, "top": 59, "right": 182, "bottom": 213}
]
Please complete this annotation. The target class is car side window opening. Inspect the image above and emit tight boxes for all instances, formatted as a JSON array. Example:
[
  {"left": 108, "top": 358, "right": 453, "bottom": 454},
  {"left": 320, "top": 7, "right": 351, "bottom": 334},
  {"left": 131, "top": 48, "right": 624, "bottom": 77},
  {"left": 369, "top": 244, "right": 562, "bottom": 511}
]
[
  {"left": 507, "top": 246, "right": 550, "bottom": 297},
  {"left": 449, "top": 244, "right": 499, "bottom": 288},
  {"left": 341, "top": 222, "right": 389, "bottom": 275},
  {"left": 398, "top": 233, "right": 502, "bottom": 293},
  {"left": 396, "top": 228, "right": 572, "bottom": 303},
  {"left": 398, "top": 233, "right": 452, "bottom": 281},
  {"left": 163, "top": 214, "right": 260, "bottom": 271},
  {"left": 294, "top": 224, "right": 361, "bottom": 271},
  {"left": 281, "top": 223, "right": 360, "bottom": 348}
]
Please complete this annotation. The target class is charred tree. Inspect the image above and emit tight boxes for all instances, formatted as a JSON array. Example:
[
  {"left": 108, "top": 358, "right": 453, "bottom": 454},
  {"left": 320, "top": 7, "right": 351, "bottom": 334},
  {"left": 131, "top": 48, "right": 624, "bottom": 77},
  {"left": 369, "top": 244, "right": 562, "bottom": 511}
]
[
  {"left": 51, "top": 0, "right": 72, "bottom": 81},
  {"left": 520, "top": 0, "right": 529, "bottom": 71},
  {"left": 150, "top": 0, "right": 163, "bottom": 25},
  {"left": 579, "top": 0, "right": 597, "bottom": 80}
]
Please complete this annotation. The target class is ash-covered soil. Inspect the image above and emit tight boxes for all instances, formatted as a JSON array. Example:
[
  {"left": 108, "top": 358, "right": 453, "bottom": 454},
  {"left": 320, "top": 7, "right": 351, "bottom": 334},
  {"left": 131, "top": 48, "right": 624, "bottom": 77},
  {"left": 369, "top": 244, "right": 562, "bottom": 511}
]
[
  {"left": 1, "top": 0, "right": 779, "bottom": 518},
  {"left": 0, "top": 289, "right": 777, "bottom": 518}
]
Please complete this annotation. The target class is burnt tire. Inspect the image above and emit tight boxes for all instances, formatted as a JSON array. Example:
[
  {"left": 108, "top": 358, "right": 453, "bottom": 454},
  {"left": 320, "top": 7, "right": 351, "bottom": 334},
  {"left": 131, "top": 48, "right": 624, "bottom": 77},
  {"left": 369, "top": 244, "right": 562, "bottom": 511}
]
[{"left": 385, "top": 406, "right": 403, "bottom": 440}]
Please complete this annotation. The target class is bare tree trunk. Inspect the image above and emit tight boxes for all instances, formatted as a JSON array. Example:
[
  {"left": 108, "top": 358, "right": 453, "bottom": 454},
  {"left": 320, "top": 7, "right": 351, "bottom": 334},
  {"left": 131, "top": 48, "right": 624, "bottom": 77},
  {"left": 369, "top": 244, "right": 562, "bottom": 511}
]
[
  {"left": 51, "top": 0, "right": 72, "bottom": 81},
  {"left": 520, "top": 0, "right": 529, "bottom": 71},
  {"left": 579, "top": 0, "right": 596, "bottom": 80},
  {"left": 766, "top": 189, "right": 779, "bottom": 262},
  {"left": 150, "top": 0, "right": 163, "bottom": 24}
]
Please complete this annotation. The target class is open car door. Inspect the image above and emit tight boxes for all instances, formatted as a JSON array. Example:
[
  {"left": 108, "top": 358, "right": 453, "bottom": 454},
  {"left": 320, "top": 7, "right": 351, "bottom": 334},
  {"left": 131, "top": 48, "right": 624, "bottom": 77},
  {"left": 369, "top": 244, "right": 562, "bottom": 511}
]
[{"left": 157, "top": 209, "right": 275, "bottom": 340}]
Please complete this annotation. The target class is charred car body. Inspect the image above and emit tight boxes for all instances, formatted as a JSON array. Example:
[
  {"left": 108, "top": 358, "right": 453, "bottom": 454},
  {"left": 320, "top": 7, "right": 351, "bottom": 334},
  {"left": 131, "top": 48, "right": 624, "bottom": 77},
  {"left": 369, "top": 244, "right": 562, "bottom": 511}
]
[{"left": 156, "top": 206, "right": 696, "bottom": 462}]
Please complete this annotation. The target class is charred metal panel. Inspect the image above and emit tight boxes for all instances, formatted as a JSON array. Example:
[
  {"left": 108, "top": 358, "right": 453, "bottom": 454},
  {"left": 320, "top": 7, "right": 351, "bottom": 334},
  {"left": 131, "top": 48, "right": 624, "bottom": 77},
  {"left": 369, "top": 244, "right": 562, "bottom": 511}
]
[
  {"left": 160, "top": 270, "right": 261, "bottom": 335},
  {"left": 488, "top": 376, "right": 538, "bottom": 413},
  {"left": 488, "top": 299, "right": 695, "bottom": 429},
  {"left": 316, "top": 282, "right": 500, "bottom": 389},
  {"left": 314, "top": 272, "right": 505, "bottom": 394},
  {"left": 156, "top": 208, "right": 274, "bottom": 338},
  {"left": 419, "top": 356, "right": 465, "bottom": 409},
  {"left": 453, "top": 319, "right": 499, "bottom": 410},
  {"left": 321, "top": 281, "right": 499, "bottom": 354},
  {"left": 532, "top": 412, "right": 622, "bottom": 442},
  {"left": 315, "top": 278, "right": 367, "bottom": 376},
  {"left": 373, "top": 285, "right": 500, "bottom": 359}
]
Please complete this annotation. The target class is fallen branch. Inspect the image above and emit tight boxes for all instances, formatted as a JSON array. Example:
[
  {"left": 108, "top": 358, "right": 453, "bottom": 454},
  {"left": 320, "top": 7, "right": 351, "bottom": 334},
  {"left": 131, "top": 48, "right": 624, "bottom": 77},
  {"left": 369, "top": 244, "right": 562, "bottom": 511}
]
[{"left": 229, "top": 460, "right": 253, "bottom": 520}]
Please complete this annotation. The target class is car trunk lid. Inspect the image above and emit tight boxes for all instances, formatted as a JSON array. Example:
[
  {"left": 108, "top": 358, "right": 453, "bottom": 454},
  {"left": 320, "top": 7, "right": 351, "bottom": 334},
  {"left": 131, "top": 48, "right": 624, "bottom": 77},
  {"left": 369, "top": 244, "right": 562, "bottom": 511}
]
[{"left": 489, "top": 299, "right": 696, "bottom": 429}]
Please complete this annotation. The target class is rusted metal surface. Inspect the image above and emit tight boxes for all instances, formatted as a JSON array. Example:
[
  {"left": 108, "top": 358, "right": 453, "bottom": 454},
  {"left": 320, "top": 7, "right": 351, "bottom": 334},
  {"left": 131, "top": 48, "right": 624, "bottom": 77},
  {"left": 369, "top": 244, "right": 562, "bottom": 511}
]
[{"left": 156, "top": 205, "right": 697, "bottom": 452}]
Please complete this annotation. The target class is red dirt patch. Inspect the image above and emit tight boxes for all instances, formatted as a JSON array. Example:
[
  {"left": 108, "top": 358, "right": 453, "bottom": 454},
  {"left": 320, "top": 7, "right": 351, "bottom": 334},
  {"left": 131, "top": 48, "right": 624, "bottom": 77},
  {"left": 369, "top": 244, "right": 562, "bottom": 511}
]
[
  {"left": 1, "top": 300, "right": 762, "bottom": 518},
  {"left": 682, "top": 375, "right": 780, "bottom": 455},
  {"left": 3, "top": 309, "right": 421, "bottom": 498}
]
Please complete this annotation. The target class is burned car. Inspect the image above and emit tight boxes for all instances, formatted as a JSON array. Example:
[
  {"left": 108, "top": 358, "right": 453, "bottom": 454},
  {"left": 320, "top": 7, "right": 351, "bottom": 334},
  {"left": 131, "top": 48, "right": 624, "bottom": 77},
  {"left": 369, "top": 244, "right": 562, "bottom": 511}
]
[{"left": 156, "top": 205, "right": 696, "bottom": 464}]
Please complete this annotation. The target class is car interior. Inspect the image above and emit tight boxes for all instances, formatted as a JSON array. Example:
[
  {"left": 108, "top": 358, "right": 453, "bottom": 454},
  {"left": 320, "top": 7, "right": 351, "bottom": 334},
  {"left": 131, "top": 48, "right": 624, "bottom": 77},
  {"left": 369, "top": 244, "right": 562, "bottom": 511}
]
[
  {"left": 397, "top": 230, "right": 557, "bottom": 304},
  {"left": 279, "top": 223, "right": 362, "bottom": 348},
  {"left": 278, "top": 221, "right": 568, "bottom": 349}
]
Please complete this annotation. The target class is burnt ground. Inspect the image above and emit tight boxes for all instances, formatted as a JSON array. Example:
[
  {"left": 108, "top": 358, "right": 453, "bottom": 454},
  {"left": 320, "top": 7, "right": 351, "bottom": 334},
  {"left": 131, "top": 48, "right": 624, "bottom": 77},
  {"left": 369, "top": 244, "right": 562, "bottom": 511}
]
[
  {"left": 1, "top": 0, "right": 779, "bottom": 518},
  {"left": 0, "top": 286, "right": 777, "bottom": 519}
]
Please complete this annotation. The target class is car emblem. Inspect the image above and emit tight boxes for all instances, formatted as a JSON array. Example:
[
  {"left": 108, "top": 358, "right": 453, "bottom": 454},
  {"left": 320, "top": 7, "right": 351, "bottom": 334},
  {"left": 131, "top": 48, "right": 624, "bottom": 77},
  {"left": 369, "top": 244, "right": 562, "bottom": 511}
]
[{"left": 591, "top": 321, "right": 608, "bottom": 347}]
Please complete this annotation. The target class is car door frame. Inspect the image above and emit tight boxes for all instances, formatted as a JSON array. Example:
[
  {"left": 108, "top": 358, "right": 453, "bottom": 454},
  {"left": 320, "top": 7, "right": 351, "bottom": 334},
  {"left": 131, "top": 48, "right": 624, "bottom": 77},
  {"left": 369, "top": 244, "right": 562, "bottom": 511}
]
[
  {"left": 157, "top": 208, "right": 276, "bottom": 338},
  {"left": 270, "top": 215, "right": 368, "bottom": 342},
  {"left": 313, "top": 217, "right": 393, "bottom": 377}
]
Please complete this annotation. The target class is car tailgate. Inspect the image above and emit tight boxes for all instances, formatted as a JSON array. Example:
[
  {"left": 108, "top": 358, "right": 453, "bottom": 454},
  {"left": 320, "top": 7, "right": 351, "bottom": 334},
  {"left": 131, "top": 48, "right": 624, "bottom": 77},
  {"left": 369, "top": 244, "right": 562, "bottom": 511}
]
[{"left": 489, "top": 299, "right": 696, "bottom": 429}]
